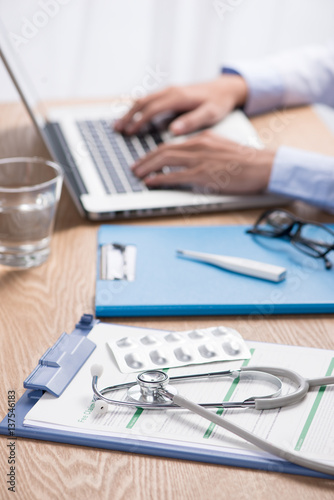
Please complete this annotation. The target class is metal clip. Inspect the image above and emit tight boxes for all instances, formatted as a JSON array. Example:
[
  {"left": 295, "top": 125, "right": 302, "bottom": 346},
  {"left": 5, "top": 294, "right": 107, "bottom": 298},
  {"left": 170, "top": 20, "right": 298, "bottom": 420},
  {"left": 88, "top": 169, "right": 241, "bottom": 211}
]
[{"left": 100, "top": 243, "right": 137, "bottom": 281}]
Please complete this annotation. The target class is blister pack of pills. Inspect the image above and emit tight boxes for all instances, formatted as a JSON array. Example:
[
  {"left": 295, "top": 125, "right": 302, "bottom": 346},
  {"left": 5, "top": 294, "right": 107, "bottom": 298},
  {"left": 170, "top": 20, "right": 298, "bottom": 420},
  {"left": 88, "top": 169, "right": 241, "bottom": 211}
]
[{"left": 107, "top": 326, "right": 251, "bottom": 373}]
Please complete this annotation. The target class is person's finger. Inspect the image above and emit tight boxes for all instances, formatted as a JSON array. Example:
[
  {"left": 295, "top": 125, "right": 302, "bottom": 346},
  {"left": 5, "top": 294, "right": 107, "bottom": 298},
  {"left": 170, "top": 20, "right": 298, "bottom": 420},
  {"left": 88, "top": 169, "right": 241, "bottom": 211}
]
[
  {"left": 132, "top": 133, "right": 220, "bottom": 170},
  {"left": 115, "top": 85, "right": 193, "bottom": 134},
  {"left": 144, "top": 168, "right": 199, "bottom": 187},
  {"left": 169, "top": 103, "right": 223, "bottom": 135},
  {"left": 132, "top": 141, "right": 199, "bottom": 170},
  {"left": 133, "top": 151, "right": 200, "bottom": 178},
  {"left": 114, "top": 99, "right": 152, "bottom": 131},
  {"left": 114, "top": 90, "right": 167, "bottom": 132},
  {"left": 122, "top": 97, "right": 180, "bottom": 135},
  {"left": 145, "top": 162, "right": 234, "bottom": 193}
]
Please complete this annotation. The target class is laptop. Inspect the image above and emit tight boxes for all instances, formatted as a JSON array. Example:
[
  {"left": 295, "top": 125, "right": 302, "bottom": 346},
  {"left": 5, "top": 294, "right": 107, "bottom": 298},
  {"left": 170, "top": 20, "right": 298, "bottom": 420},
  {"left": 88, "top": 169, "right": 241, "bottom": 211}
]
[{"left": 0, "top": 24, "right": 288, "bottom": 220}]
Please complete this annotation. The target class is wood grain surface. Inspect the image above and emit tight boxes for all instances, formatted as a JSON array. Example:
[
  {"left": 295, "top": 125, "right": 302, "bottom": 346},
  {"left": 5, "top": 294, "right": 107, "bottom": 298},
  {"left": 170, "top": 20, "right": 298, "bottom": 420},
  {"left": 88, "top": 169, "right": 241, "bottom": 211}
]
[{"left": 0, "top": 102, "right": 333, "bottom": 500}]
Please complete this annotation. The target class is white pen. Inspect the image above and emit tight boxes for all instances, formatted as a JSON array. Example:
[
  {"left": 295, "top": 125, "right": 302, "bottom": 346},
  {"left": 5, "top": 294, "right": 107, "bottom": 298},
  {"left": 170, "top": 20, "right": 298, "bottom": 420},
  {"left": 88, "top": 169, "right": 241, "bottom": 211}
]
[{"left": 177, "top": 249, "right": 287, "bottom": 282}]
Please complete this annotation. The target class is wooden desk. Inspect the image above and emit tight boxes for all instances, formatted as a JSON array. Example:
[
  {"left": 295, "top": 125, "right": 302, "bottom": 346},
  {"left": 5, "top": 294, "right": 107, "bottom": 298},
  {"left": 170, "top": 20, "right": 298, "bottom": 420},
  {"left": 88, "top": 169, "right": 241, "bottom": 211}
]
[{"left": 0, "top": 102, "right": 333, "bottom": 500}]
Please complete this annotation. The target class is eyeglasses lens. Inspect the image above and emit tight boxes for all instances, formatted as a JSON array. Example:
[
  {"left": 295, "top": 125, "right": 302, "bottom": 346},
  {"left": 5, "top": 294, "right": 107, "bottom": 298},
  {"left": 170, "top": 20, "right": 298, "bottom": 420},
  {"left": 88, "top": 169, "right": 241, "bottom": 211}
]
[
  {"left": 294, "top": 224, "right": 334, "bottom": 256},
  {"left": 257, "top": 211, "right": 295, "bottom": 235}
]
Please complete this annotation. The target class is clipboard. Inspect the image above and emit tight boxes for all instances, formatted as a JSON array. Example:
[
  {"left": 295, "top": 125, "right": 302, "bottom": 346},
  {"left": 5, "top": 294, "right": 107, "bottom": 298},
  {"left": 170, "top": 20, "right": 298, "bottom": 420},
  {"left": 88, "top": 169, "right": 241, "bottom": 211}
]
[
  {"left": 0, "top": 315, "right": 333, "bottom": 480},
  {"left": 95, "top": 224, "right": 334, "bottom": 317}
]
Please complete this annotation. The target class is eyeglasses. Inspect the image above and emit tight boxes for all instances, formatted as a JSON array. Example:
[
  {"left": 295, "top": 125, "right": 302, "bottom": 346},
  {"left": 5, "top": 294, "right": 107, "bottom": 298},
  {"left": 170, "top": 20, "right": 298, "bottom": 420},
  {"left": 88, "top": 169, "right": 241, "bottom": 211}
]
[{"left": 247, "top": 209, "right": 334, "bottom": 270}]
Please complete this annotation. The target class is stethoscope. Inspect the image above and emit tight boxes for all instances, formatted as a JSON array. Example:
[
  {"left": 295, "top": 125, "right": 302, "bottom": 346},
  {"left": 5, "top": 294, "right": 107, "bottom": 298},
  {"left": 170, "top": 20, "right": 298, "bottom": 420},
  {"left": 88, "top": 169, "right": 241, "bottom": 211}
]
[{"left": 91, "top": 364, "right": 334, "bottom": 476}]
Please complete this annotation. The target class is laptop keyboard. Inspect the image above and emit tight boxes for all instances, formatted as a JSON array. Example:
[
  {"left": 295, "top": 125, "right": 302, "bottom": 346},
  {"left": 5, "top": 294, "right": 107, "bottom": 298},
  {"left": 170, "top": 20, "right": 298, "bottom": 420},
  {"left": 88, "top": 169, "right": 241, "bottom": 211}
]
[{"left": 76, "top": 119, "right": 163, "bottom": 194}]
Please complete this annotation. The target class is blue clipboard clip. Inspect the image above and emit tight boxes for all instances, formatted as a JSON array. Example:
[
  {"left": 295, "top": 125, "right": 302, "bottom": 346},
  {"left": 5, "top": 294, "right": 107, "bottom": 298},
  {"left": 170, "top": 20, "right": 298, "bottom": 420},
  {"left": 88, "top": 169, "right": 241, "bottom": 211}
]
[{"left": 24, "top": 314, "right": 98, "bottom": 398}]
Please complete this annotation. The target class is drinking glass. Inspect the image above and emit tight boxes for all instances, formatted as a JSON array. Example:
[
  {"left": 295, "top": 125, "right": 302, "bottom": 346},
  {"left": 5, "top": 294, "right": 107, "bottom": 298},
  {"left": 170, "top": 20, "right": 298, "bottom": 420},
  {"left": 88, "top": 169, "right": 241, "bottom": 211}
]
[{"left": 0, "top": 157, "right": 63, "bottom": 268}]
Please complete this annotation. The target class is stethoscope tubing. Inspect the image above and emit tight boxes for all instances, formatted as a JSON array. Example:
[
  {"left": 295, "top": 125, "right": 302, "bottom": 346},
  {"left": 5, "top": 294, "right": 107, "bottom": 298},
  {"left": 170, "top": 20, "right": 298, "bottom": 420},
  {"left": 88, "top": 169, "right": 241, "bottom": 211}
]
[
  {"left": 168, "top": 391, "right": 334, "bottom": 477},
  {"left": 248, "top": 367, "right": 334, "bottom": 410}
]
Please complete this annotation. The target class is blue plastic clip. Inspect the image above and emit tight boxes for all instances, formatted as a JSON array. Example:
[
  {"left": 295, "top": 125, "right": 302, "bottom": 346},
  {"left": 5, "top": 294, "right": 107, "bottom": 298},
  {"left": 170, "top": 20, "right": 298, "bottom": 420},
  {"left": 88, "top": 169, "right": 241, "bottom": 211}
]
[
  {"left": 24, "top": 315, "right": 97, "bottom": 397},
  {"left": 76, "top": 313, "right": 95, "bottom": 330}
]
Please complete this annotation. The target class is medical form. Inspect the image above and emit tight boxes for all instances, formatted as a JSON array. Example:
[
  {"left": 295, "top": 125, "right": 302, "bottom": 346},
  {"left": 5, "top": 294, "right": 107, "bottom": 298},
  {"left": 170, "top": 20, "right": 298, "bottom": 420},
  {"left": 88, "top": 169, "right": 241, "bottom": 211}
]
[{"left": 23, "top": 323, "right": 334, "bottom": 468}]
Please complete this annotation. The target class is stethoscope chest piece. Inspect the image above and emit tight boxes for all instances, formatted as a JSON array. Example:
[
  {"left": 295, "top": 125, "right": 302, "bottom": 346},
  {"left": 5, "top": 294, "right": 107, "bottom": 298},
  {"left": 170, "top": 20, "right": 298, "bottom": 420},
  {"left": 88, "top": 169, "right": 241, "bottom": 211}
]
[{"left": 127, "top": 370, "right": 177, "bottom": 404}]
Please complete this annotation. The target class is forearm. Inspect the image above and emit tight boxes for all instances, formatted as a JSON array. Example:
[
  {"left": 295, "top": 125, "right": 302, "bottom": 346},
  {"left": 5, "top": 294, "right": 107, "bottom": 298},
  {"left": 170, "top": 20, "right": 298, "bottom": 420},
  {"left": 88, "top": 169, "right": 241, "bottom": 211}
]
[{"left": 268, "top": 146, "right": 334, "bottom": 213}]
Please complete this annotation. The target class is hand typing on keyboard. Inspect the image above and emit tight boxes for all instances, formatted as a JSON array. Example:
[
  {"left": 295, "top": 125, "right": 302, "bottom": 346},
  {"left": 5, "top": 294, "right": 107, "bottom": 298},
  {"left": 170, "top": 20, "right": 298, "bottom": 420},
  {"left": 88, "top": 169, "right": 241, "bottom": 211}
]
[
  {"left": 114, "top": 75, "right": 247, "bottom": 136},
  {"left": 131, "top": 132, "right": 275, "bottom": 195},
  {"left": 114, "top": 77, "right": 276, "bottom": 195}
]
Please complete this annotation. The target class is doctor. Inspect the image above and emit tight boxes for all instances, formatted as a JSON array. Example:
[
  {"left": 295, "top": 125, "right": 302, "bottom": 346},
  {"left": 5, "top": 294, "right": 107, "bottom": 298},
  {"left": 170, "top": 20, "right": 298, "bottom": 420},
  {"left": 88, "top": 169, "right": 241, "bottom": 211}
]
[{"left": 115, "top": 44, "right": 334, "bottom": 213}]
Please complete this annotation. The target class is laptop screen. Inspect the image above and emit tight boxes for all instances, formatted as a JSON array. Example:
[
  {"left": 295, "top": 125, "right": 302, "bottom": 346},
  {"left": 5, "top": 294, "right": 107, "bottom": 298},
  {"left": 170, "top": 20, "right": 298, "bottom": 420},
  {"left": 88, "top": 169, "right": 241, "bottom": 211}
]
[{"left": 0, "top": 14, "right": 49, "bottom": 143}]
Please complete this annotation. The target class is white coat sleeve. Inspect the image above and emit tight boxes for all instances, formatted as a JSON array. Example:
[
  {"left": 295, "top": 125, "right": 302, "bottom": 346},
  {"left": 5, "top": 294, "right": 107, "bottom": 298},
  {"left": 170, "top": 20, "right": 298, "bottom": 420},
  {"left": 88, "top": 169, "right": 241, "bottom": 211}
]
[{"left": 223, "top": 44, "right": 334, "bottom": 116}]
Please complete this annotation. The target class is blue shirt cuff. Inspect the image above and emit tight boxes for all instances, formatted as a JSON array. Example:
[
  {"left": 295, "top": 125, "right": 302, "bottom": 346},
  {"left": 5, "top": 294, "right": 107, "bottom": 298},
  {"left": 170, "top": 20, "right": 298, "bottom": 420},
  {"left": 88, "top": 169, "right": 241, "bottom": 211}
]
[
  {"left": 269, "top": 146, "right": 334, "bottom": 213},
  {"left": 222, "top": 68, "right": 241, "bottom": 77},
  {"left": 223, "top": 63, "right": 285, "bottom": 116}
]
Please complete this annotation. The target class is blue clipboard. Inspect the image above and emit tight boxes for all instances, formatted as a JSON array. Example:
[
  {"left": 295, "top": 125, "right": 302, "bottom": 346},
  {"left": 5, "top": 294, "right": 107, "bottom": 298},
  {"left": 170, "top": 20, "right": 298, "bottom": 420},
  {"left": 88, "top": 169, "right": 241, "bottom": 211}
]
[
  {"left": 95, "top": 224, "right": 334, "bottom": 317},
  {"left": 0, "top": 315, "right": 333, "bottom": 480}
]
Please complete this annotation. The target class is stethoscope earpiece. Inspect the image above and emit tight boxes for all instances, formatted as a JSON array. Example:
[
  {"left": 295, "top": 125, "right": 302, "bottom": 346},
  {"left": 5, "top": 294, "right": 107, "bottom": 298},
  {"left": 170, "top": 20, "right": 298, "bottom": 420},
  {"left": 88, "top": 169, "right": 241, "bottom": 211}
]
[
  {"left": 91, "top": 364, "right": 104, "bottom": 378},
  {"left": 94, "top": 401, "right": 110, "bottom": 415}
]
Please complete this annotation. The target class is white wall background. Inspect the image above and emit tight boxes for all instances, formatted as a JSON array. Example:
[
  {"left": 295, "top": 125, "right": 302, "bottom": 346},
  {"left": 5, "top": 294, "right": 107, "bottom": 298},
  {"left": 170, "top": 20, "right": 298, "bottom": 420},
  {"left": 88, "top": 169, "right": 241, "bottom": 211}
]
[{"left": 1, "top": 0, "right": 334, "bottom": 103}]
